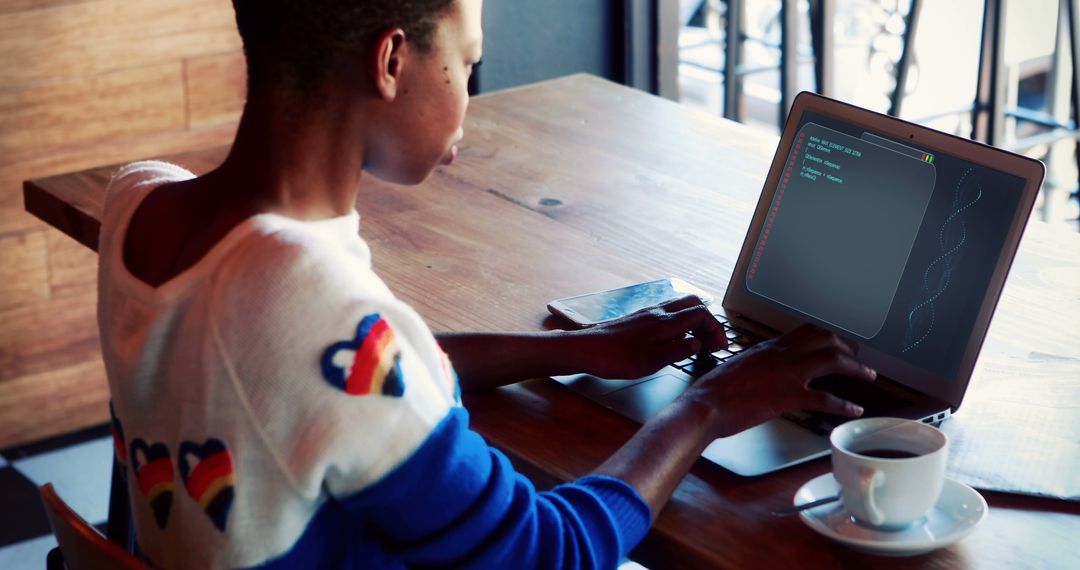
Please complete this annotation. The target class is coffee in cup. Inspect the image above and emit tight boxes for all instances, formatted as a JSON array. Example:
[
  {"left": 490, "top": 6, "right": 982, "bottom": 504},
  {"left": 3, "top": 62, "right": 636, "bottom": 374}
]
[{"left": 830, "top": 417, "right": 948, "bottom": 530}]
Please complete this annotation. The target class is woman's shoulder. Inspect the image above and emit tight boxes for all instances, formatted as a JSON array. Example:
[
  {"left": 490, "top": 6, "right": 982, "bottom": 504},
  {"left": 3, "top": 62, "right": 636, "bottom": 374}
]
[
  {"left": 106, "top": 160, "right": 195, "bottom": 200},
  {"left": 102, "top": 161, "right": 194, "bottom": 228},
  {"left": 208, "top": 212, "right": 386, "bottom": 310},
  {"left": 220, "top": 211, "right": 368, "bottom": 277}
]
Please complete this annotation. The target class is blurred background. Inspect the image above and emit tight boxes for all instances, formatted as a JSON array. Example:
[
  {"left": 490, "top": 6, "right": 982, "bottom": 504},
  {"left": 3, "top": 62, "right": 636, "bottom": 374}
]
[
  {"left": 0, "top": 1, "right": 1075, "bottom": 566},
  {"left": 470, "top": 0, "right": 1076, "bottom": 229},
  {"left": 673, "top": 0, "right": 1077, "bottom": 228},
  {"left": 1, "top": 0, "right": 1075, "bottom": 496}
]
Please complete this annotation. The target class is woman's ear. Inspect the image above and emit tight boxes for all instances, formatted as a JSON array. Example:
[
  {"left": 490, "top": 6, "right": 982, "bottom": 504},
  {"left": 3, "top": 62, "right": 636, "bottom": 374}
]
[{"left": 373, "top": 28, "right": 407, "bottom": 101}]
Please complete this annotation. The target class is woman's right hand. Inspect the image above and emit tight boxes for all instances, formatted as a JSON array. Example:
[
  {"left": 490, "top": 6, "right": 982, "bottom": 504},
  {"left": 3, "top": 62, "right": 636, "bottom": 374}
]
[{"left": 682, "top": 324, "right": 877, "bottom": 439}]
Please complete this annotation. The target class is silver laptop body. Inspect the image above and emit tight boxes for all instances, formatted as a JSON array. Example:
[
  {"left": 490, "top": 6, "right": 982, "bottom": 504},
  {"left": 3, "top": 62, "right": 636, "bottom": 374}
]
[{"left": 556, "top": 92, "right": 1046, "bottom": 476}]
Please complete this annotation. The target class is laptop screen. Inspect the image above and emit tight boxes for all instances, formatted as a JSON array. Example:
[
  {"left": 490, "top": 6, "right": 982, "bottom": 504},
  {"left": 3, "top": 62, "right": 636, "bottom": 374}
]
[{"left": 732, "top": 107, "right": 1031, "bottom": 390}]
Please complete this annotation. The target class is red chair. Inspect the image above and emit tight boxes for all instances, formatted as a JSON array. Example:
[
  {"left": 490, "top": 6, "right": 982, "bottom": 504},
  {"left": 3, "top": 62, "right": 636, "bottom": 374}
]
[{"left": 39, "top": 483, "right": 148, "bottom": 570}]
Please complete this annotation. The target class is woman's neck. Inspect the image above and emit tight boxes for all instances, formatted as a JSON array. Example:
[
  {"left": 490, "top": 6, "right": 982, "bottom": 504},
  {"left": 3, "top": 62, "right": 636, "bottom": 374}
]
[
  {"left": 121, "top": 89, "right": 373, "bottom": 286},
  {"left": 216, "top": 89, "right": 369, "bottom": 220}
]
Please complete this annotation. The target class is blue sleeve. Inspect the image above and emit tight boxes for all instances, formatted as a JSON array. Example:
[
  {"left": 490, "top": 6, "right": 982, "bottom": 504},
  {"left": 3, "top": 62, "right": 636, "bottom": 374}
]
[{"left": 340, "top": 407, "right": 652, "bottom": 569}]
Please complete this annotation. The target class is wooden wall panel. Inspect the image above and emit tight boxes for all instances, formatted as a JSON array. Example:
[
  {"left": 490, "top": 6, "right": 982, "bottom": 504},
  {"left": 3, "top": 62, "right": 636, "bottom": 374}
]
[
  {"left": 4, "top": 121, "right": 237, "bottom": 189},
  {"left": 0, "top": 291, "right": 100, "bottom": 382},
  {"left": 186, "top": 51, "right": 246, "bottom": 129},
  {"left": 46, "top": 227, "right": 97, "bottom": 299},
  {"left": 0, "top": 1, "right": 96, "bottom": 15},
  {"left": 0, "top": 0, "right": 241, "bottom": 86},
  {"left": 0, "top": 178, "right": 42, "bottom": 236},
  {"left": 0, "top": 0, "right": 244, "bottom": 447},
  {"left": 0, "top": 121, "right": 237, "bottom": 238},
  {"left": 0, "top": 231, "right": 49, "bottom": 311},
  {"left": 0, "top": 63, "right": 187, "bottom": 167},
  {"left": 0, "top": 359, "right": 109, "bottom": 450},
  {"left": 0, "top": 124, "right": 235, "bottom": 242}
]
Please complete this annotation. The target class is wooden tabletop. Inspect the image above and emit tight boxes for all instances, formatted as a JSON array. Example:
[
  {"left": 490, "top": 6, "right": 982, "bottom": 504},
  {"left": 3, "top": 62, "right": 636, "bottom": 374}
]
[{"left": 24, "top": 74, "right": 1080, "bottom": 569}]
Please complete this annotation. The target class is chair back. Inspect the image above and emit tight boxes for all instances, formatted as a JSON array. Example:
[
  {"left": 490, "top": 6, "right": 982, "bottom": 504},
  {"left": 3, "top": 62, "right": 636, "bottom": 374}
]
[{"left": 39, "top": 483, "right": 148, "bottom": 570}]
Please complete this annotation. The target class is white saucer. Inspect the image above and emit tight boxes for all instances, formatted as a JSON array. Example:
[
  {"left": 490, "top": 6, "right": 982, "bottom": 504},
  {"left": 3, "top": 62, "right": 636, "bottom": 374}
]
[{"left": 795, "top": 473, "right": 988, "bottom": 557}]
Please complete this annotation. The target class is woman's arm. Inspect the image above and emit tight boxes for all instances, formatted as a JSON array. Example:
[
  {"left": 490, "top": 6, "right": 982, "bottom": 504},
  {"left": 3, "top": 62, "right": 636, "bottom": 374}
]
[
  {"left": 594, "top": 325, "right": 876, "bottom": 519},
  {"left": 437, "top": 296, "right": 877, "bottom": 522},
  {"left": 437, "top": 297, "right": 728, "bottom": 392},
  {"left": 354, "top": 325, "right": 874, "bottom": 570}
]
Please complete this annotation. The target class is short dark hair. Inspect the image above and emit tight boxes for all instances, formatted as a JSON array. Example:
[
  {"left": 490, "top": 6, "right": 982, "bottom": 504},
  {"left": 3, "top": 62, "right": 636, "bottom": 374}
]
[{"left": 232, "top": 0, "right": 456, "bottom": 96}]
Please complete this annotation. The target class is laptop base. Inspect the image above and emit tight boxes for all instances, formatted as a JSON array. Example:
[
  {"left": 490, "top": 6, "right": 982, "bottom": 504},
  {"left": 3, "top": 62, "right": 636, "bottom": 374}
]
[{"left": 553, "top": 371, "right": 947, "bottom": 477}]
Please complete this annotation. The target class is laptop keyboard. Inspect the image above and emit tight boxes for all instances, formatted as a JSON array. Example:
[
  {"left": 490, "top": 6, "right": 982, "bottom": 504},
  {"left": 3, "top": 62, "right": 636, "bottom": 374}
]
[
  {"left": 668, "top": 314, "right": 756, "bottom": 377},
  {"left": 670, "top": 314, "right": 914, "bottom": 436}
]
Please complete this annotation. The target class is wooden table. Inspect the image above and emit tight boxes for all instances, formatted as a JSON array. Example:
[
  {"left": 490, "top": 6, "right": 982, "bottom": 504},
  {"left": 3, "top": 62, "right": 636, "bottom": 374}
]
[{"left": 24, "top": 74, "right": 1080, "bottom": 569}]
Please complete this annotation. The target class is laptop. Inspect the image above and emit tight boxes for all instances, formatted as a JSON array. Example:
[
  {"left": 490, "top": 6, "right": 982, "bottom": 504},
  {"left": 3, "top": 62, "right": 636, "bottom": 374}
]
[{"left": 554, "top": 91, "right": 1046, "bottom": 476}]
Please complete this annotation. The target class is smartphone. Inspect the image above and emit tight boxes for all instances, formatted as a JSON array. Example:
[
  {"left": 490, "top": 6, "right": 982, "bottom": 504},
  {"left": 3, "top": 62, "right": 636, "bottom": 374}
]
[{"left": 547, "top": 278, "right": 714, "bottom": 327}]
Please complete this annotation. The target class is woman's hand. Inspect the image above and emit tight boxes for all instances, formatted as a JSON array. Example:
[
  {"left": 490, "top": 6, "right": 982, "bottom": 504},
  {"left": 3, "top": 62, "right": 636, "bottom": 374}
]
[
  {"left": 592, "top": 324, "right": 875, "bottom": 521},
  {"left": 683, "top": 324, "right": 877, "bottom": 438},
  {"left": 437, "top": 295, "right": 724, "bottom": 391},
  {"left": 571, "top": 295, "right": 727, "bottom": 380}
]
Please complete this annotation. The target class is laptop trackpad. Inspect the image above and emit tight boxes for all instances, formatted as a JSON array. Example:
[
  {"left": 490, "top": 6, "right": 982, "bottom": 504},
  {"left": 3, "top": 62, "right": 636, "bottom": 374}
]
[
  {"left": 604, "top": 374, "right": 691, "bottom": 424},
  {"left": 559, "top": 372, "right": 832, "bottom": 477},
  {"left": 702, "top": 419, "right": 831, "bottom": 477}
]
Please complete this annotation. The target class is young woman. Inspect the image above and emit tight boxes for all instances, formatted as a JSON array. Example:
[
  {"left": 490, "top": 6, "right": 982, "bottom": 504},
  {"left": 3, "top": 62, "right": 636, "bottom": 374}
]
[{"left": 99, "top": 1, "right": 874, "bottom": 567}]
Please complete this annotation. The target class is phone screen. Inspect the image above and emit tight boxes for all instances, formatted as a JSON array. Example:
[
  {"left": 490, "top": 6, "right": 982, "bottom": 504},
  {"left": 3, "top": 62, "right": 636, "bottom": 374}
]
[{"left": 553, "top": 279, "right": 711, "bottom": 324}]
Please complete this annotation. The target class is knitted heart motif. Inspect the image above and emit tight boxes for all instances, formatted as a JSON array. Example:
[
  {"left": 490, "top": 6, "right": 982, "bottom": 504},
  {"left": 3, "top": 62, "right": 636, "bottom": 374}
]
[
  {"left": 130, "top": 439, "right": 174, "bottom": 529},
  {"left": 179, "top": 439, "right": 235, "bottom": 532},
  {"left": 109, "top": 402, "right": 127, "bottom": 467},
  {"left": 321, "top": 314, "right": 405, "bottom": 397}
]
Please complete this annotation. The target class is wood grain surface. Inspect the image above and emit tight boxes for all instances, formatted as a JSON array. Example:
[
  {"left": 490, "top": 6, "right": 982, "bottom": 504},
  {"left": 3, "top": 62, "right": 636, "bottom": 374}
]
[
  {"left": 0, "top": 0, "right": 244, "bottom": 447},
  {"left": 0, "top": 0, "right": 239, "bottom": 86},
  {"left": 23, "top": 74, "right": 1080, "bottom": 569}
]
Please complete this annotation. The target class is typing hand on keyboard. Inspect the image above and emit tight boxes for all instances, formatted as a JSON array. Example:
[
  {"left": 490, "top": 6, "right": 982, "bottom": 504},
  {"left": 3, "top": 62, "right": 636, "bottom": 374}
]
[
  {"left": 676, "top": 324, "right": 878, "bottom": 438},
  {"left": 572, "top": 295, "right": 728, "bottom": 380},
  {"left": 669, "top": 316, "right": 754, "bottom": 377}
]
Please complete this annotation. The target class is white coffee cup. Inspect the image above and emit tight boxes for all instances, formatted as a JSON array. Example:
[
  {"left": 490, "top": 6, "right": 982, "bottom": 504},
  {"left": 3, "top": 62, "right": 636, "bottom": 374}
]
[{"left": 830, "top": 417, "right": 948, "bottom": 530}]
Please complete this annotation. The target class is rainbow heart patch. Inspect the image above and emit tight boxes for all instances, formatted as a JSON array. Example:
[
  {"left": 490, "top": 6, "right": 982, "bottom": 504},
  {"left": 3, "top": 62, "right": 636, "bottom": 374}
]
[
  {"left": 179, "top": 438, "right": 235, "bottom": 532},
  {"left": 321, "top": 314, "right": 405, "bottom": 397},
  {"left": 130, "top": 439, "right": 174, "bottom": 529}
]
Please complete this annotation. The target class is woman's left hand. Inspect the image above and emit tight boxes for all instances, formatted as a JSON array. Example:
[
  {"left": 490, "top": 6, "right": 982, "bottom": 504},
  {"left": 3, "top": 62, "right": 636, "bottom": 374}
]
[{"left": 571, "top": 295, "right": 727, "bottom": 379}]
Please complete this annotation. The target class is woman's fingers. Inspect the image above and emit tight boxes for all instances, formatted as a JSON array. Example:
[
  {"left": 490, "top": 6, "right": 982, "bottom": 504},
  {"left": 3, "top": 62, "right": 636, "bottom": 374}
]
[
  {"left": 654, "top": 337, "right": 702, "bottom": 370},
  {"left": 666, "top": 305, "right": 727, "bottom": 350},
  {"left": 795, "top": 347, "right": 877, "bottom": 383},
  {"left": 801, "top": 390, "right": 865, "bottom": 417},
  {"left": 777, "top": 325, "right": 857, "bottom": 355},
  {"left": 623, "top": 302, "right": 724, "bottom": 346},
  {"left": 782, "top": 347, "right": 876, "bottom": 415},
  {"left": 656, "top": 294, "right": 707, "bottom": 313}
]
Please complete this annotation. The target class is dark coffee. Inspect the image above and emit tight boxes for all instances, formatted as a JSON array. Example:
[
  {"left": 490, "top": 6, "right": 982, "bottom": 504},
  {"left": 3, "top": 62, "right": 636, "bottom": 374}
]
[{"left": 856, "top": 448, "right": 920, "bottom": 459}]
